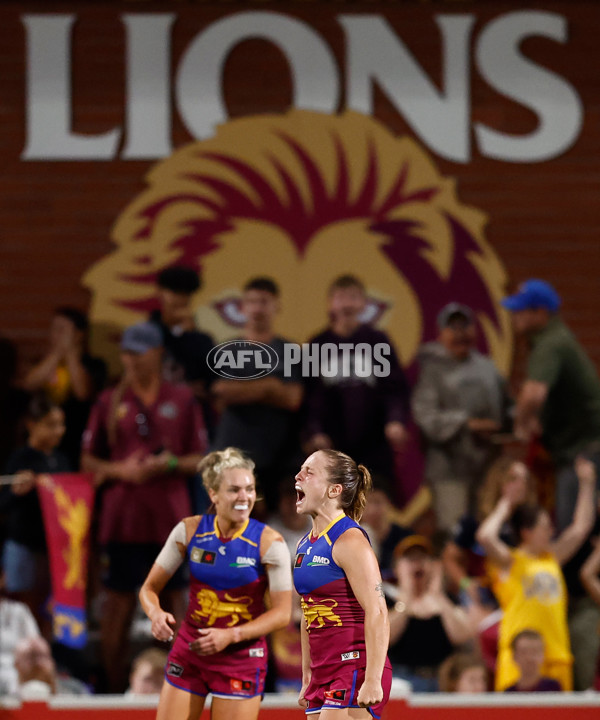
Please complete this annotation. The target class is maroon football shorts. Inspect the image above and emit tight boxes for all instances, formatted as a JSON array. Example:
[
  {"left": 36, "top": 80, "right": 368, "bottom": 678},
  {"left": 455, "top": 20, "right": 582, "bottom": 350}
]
[
  {"left": 164, "top": 625, "right": 267, "bottom": 699},
  {"left": 304, "top": 661, "right": 392, "bottom": 719}
]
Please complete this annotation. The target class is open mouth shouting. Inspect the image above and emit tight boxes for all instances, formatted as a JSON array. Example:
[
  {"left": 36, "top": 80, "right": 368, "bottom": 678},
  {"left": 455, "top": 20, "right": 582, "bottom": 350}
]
[{"left": 295, "top": 484, "right": 306, "bottom": 509}]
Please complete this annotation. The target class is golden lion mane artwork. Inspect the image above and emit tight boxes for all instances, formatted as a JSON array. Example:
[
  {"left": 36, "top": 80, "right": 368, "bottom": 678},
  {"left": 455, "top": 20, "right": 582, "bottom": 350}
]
[{"left": 83, "top": 109, "right": 512, "bottom": 375}]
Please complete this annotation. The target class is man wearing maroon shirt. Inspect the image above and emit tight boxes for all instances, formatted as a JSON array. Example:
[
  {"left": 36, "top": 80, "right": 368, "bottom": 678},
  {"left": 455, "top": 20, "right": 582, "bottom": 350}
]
[{"left": 81, "top": 322, "right": 207, "bottom": 692}]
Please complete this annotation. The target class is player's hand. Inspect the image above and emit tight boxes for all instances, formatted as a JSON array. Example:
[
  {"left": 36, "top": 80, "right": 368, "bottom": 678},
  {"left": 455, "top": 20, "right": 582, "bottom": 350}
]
[
  {"left": 298, "top": 679, "right": 311, "bottom": 708},
  {"left": 189, "top": 628, "right": 234, "bottom": 655},
  {"left": 357, "top": 678, "right": 383, "bottom": 707},
  {"left": 149, "top": 608, "right": 176, "bottom": 642}
]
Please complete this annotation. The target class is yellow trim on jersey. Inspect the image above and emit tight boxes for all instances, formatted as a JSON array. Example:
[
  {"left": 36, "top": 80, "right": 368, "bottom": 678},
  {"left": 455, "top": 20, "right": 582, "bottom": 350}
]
[
  {"left": 238, "top": 534, "right": 258, "bottom": 548},
  {"left": 214, "top": 517, "right": 250, "bottom": 542},
  {"left": 194, "top": 530, "right": 217, "bottom": 539},
  {"left": 318, "top": 513, "right": 346, "bottom": 541}
]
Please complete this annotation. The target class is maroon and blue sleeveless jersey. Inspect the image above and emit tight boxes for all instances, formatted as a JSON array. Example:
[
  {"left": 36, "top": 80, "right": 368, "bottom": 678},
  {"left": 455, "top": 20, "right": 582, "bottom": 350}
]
[
  {"left": 182, "top": 515, "right": 268, "bottom": 654},
  {"left": 293, "top": 513, "right": 371, "bottom": 681}
]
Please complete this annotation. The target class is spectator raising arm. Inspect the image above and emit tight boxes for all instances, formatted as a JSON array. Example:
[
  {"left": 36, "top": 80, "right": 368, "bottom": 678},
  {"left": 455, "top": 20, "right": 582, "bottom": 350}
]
[
  {"left": 476, "top": 495, "right": 514, "bottom": 572},
  {"left": 580, "top": 522, "right": 600, "bottom": 606},
  {"left": 551, "top": 457, "right": 597, "bottom": 565}
]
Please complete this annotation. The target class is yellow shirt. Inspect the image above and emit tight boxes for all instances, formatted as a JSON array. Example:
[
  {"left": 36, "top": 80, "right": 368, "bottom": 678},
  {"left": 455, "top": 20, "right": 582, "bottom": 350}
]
[
  {"left": 493, "top": 547, "right": 572, "bottom": 690},
  {"left": 495, "top": 548, "right": 571, "bottom": 662}
]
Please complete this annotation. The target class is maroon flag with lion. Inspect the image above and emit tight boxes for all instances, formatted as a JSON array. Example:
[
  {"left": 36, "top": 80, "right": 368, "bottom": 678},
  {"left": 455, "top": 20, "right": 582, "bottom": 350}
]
[{"left": 37, "top": 473, "right": 95, "bottom": 649}]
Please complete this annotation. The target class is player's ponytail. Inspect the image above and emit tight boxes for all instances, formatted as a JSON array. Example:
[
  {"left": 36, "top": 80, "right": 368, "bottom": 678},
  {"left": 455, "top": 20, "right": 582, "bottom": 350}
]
[{"left": 320, "top": 449, "right": 373, "bottom": 522}]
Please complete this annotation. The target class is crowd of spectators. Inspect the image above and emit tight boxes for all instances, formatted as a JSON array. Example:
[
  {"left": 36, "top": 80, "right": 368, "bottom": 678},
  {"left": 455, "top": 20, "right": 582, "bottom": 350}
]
[{"left": 1, "top": 270, "right": 600, "bottom": 698}]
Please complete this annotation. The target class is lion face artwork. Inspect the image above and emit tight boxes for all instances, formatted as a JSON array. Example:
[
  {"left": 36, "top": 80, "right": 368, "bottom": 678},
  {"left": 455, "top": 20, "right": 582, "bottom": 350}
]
[{"left": 83, "top": 110, "right": 512, "bottom": 375}]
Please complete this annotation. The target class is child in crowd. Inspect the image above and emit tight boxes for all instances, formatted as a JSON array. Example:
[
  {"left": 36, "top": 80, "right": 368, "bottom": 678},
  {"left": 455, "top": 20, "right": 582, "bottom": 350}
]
[
  {"left": 438, "top": 652, "right": 489, "bottom": 693},
  {"left": 0, "top": 393, "right": 69, "bottom": 631},
  {"left": 126, "top": 648, "right": 168, "bottom": 695},
  {"left": 505, "top": 630, "right": 563, "bottom": 692}
]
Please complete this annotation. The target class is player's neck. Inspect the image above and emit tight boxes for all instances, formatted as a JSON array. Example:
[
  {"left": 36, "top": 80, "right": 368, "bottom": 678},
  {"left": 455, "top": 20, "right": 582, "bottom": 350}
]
[
  {"left": 215, "top": 515, "right": 246, "bottom": 539},
  {"left": 310, "top": 506, "right": 345, "bottom": 538}
]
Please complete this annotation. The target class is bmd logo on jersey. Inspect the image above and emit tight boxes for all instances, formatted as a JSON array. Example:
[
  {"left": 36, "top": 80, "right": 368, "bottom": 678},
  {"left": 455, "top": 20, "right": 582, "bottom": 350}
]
[
  {"left": 207, "top": 341, "right": 279, "bottom": 380},
  {"left": 308, "top": 555, "right": 330, "bottom": 566},
  {"left": 230, "top": 556, "right": 257, "bottom": 568}
]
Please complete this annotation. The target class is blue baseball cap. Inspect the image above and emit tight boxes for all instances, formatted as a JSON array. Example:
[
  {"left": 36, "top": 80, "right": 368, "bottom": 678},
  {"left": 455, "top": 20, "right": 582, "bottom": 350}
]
[
  {"left": 120, "top": 322, "right": 163, "bottom": 354},
  {"left": 501, "top": 279, "right": 561, "bottom": 313}
]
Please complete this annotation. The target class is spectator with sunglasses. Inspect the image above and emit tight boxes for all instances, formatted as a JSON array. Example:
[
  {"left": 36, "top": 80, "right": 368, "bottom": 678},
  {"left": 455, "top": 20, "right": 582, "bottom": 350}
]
[{"left": 81, "top": 322, "right": 207, "bottom": 692}]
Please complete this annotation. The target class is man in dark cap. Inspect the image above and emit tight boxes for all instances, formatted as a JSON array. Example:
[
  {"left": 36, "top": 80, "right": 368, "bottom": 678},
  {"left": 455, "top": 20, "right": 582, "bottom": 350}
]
[
  {"left": 411, "top": 302, "right": 513, "bottom": 531},
  {"left": 149, "top": 265, "right": 215, "bottom": 434}
]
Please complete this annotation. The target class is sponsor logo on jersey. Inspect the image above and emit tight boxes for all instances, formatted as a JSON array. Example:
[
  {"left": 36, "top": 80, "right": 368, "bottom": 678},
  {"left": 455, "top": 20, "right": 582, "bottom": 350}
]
[
  {"left": 341, "top": 651, "right": 360, "bottom": 661},
  {"left": 190, "top": 547, "right": 216, "bottom": 565},
  {"left": 308, "top": 555, "right": 330, "bottom": 566},
  {"left": 249, "top": 647, "right": 265, "bottom": 658},
  {"left": 218, "top": 546, "right": 227, "bottom": 555},
  {"left": 230, "top": 556, "right": 257, "bottom": 568},
  {"left": 167, "top": 662, "right": 184, "bottom": 678},
  {"left": 324, "top": 689, "right": 347, "bottom": 703},
  {"left": 230, "top": 678, "right": 254, "bottom": 693},
  {"left": 294, "top": 553, "right": 305, "bottom": 568}
]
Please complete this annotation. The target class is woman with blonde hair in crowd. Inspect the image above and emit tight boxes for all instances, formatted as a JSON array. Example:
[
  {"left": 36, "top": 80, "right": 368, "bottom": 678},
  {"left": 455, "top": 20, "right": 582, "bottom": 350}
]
[
  {"left": 139, "top": 447, "right": 292, "bottom": 720},
  {"left": 476, "top": 456, "right": 596, "bottom": 691}
]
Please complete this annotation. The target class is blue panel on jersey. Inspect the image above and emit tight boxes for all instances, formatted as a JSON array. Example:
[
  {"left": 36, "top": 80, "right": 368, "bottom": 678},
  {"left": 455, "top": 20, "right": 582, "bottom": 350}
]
[
  {"left": 188, "top": 515, "right": 266, "bottom": 590},
  {"left": 293, "top": 514, "right": 367, "bottom": 595}
]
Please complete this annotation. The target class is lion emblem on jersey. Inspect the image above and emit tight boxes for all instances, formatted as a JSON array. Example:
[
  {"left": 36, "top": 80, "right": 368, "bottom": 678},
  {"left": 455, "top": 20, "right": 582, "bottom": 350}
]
[
  {"left": 301, "top": 597, "right": 343, "bottom": 630},
  {"left": 84, "top": 109, "right": 511, "bottom": 374},
  {"left": 192, "top": 589, "right": 253, "bottom": 627}
]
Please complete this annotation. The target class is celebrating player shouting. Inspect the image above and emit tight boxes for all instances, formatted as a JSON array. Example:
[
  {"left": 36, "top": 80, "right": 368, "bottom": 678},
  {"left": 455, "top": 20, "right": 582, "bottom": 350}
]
[{"left": 293, "top": 449, "right": 392, "bottom": 719}]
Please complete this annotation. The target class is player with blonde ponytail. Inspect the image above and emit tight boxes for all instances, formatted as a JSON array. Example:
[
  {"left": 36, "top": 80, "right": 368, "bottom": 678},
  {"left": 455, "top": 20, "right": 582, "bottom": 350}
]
[
  {"left": 293, "top": 449, "right": 391, "bottom": 719},
  {"left": 139, "top": 447, "right": 293, "bottom": 720}
]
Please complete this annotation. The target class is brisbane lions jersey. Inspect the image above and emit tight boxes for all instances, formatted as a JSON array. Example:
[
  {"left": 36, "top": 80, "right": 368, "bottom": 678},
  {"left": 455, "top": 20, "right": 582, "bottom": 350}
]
[
  {"left": 293, "top": 513, "right": 370, "bottom": 681},
  {"left": 183, "top": 515, "right": 268, "bottom": 653}
]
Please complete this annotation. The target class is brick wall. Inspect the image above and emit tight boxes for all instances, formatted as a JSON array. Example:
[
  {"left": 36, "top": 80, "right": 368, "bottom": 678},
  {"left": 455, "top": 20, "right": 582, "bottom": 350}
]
[{"left": 0, "top": 1, "right": 598, "bottom": 380}]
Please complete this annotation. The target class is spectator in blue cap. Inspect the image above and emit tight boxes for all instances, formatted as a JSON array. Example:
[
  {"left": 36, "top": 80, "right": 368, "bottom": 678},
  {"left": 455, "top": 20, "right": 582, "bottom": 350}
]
[{"left": 502, "top": 278, "right": 600, "bottom": 691}]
